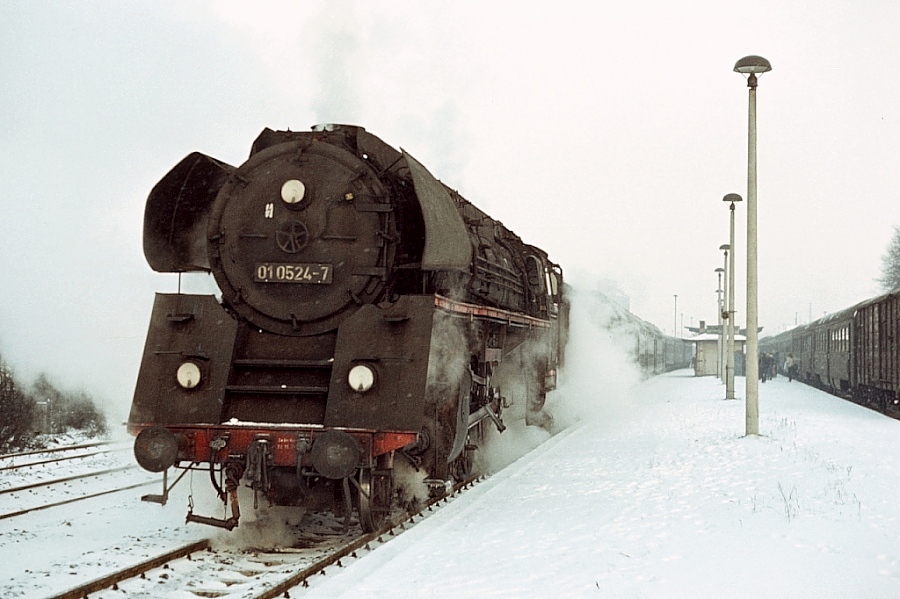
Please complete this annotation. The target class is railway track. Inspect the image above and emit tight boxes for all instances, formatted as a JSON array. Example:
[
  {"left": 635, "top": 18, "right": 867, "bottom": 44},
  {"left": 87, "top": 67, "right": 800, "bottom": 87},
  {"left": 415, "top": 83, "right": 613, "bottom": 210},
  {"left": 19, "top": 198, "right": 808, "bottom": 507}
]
[
  {"left": 0, "top": 441, "right": 157, "bottom": 522},
  {"left": 0, "top": 442, "right": 128, "bottom": 473},
  {"left": 0, "top": 465, "right": 135, "bottom": 496},
  {"left": 0, "top": 478, "right": 159, "bottom": 522},
  {"left": 46, "top": 475, "right": 486, "bottom": 599},
  {"left": 47, "top": 539, "right": 212, "bottom": 599},
  {"left": 0, "top": 440, "right": 112, "bottom": 459}
]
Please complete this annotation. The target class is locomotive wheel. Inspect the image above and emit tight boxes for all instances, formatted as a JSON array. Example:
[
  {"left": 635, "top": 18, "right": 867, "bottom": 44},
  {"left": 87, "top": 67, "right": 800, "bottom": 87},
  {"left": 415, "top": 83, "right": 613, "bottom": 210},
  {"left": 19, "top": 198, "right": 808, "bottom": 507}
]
[
  {"left": 358, "top": 468, "right": 392, "bottom": 533},
  {"left": 449, "top": 446, "right": 474, "bottom": 482}
]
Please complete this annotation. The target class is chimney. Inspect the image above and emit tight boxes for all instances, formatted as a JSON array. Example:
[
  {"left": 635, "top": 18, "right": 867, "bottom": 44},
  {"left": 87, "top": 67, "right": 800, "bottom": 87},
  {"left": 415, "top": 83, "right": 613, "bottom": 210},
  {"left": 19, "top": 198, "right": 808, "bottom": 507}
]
[{"left": 699, "top": 320, "right": 706, "bottom": 334}]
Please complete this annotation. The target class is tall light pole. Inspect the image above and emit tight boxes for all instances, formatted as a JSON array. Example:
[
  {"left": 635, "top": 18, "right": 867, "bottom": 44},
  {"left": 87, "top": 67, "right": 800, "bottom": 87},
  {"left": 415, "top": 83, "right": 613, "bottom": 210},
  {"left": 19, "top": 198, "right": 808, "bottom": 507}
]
[
  {"left": 734, "top": 55, "right": 772, "bottom": 436},
  {"left": 674, "top": 294, "right": 678, "bottom": 338},
  {"left": 719, "top": 244, "right": 730, "bottom": 385},
  {"left": 715, "top": 267, "right": 725, "bottom": 379},
  {"left": 723, "top": 193, "right": 742, "bottom": 399}
]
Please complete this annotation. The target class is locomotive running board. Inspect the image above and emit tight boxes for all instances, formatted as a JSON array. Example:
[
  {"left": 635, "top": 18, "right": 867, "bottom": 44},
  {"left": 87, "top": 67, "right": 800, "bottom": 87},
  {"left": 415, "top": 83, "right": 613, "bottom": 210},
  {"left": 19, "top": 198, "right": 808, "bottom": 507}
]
[{"left": 141, "top": 468, "right": 190, "bottom": 506}]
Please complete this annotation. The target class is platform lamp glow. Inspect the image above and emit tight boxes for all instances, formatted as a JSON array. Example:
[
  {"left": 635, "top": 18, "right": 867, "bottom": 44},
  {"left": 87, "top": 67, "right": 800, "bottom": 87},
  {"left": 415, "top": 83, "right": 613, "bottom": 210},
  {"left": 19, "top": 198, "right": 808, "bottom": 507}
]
[
  {"left": 734, "top": 55, "right": 772, "bottom": 435},
  {"left": 719, "top": 244, "right": 730, "bottom": 385},
  {"left": 723, "top": 194, "right": 742, "bottom": 400}
]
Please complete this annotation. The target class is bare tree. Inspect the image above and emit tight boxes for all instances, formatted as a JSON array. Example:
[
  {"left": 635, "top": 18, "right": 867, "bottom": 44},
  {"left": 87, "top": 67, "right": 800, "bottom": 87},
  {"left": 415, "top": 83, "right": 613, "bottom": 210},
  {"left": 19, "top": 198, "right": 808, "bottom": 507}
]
[
  {"left": 64, "top": 389, "right": 108, "bottom": 436},
  {"left": 31, "top": 373, "right": 66, "bottom": 434},
  {"left": 0, "top": 355, "right": 36, "bottom": 452},
  {"left": 878, "top": 226, "right": 900, "bottom": 292},
  {"left": 30, "top": 373, "right": 108, "bottom": 437}
]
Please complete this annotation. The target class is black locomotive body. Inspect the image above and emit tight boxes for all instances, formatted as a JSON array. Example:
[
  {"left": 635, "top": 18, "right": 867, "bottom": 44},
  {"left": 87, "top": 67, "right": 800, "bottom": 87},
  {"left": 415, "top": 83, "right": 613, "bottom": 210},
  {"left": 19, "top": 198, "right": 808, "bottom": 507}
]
[
  {"left": 128, "top": 125, "right": 568, "bottom": 531},
  {"left": 760, "top": 288, "right": 900, "bottom": 416}
]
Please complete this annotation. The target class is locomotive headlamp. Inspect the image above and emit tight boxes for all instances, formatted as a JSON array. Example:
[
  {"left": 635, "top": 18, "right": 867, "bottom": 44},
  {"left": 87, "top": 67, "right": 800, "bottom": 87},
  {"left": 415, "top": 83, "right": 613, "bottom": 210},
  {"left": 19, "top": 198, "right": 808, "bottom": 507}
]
[
  {"left": 281, "top": 179, "right": 306, "bottom": 204},
  {"left": 176, "top": 362, "right": 202, "bottom": 389},
  {"left": 348, "top": 364, "right": 376, "bottom": 393}
]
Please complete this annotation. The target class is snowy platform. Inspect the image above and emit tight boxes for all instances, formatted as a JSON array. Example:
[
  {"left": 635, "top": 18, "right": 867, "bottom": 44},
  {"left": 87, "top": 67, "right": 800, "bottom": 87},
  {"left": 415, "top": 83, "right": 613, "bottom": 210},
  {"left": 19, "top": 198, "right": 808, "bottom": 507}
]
[{"left": 305, "top": 370, "right": 900, "bottom": 598}]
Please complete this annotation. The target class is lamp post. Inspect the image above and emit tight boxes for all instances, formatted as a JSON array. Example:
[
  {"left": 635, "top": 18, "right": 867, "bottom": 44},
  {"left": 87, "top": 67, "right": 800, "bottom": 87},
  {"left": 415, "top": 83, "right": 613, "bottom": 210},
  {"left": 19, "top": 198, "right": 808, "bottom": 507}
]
[
  {"left": 715, "top": 268, "right": 725, "bottom": 379},
  {"left": 674, "top": 294, "right": 678, "bottom": 338},
  {"left": 719, "top": 244, "right": 730, "bottom": 385},
  {"left": 734, "top": 55, "right": 771, "bottom": 436},
  {"left": 723, "top": 194, "right": 742, "bottom": 399}
]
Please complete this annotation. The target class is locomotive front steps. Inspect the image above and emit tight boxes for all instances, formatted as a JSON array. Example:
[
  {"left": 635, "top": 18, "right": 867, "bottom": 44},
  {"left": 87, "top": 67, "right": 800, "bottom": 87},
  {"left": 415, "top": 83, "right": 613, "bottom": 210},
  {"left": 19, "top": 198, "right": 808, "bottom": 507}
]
[{"left": 224, "top": 352, "right": 334, "bottom": 424}]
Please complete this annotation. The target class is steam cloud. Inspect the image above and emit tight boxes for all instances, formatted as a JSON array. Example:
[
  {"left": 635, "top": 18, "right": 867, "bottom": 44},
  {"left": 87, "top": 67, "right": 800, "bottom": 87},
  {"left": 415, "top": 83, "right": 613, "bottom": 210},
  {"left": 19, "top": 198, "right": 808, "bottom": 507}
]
[{"left": 477, "top": 286, "right": 644, "bottom": 474}]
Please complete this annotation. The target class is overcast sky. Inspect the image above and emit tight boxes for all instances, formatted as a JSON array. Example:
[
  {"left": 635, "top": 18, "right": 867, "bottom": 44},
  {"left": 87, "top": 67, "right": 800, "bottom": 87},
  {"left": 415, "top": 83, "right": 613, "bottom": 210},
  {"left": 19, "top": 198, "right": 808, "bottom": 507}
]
[{"left": 2, "top": 1, "right": 898, "bottom": 415}]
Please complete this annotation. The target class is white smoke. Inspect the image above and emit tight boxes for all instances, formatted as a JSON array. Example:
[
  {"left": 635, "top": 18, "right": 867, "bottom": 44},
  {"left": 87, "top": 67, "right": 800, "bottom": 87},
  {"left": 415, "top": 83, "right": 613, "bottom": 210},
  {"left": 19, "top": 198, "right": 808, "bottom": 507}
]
[
  {"left": 474, "top": 286, "right": 644, "bottom": 474},
  {"left": 547, "top": 286, "right": 644, "bottom": 430},
  {"left": 392, "top": 457, "right": 430, "bottom": 513}
]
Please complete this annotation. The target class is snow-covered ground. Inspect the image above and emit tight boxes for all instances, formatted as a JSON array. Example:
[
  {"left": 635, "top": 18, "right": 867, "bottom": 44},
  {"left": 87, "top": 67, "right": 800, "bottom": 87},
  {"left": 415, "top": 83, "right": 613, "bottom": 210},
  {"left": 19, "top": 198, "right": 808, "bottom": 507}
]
[
  {"left": 0, "top": 438, "right": 212, "bottom": 599},
  {"left": 303, "top": 371, "right": 900, "bottom": 598},
  {"left": 5, "top": 371, "right": 900, "bottom": 598},
  {"left": 4, "top": 291, "right": 900, "bottom": 598}
]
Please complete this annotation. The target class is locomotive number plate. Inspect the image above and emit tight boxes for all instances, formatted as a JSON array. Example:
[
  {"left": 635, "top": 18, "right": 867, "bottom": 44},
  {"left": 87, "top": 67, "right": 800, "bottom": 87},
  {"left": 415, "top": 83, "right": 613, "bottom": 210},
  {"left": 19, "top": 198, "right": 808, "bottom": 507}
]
[{"left": 254, "top": 263, "right": 333, "bottom": 284}]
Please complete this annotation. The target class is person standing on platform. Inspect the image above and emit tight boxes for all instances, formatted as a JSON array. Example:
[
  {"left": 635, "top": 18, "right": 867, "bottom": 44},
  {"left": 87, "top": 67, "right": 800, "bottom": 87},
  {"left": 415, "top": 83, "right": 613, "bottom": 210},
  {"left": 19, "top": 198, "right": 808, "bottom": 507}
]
[{"left": 785, "top": 353, "right": 798, "bottom": 382}]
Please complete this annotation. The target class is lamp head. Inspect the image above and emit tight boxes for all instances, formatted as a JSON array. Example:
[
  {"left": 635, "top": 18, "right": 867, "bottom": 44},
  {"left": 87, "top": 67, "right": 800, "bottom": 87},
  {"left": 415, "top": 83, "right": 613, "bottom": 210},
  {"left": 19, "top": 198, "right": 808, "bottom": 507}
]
[
  {"left": 723, "top": 193, "right": 743, "bottom": 204},
  {"left": 733, "top": 55, "right": 772, "bottom": 75},
  {"left": 720, "top": 244, "right": 731, "bottom": 252},
  {"left": 734, "top": 56, "right": 771, "bottom": 88}
]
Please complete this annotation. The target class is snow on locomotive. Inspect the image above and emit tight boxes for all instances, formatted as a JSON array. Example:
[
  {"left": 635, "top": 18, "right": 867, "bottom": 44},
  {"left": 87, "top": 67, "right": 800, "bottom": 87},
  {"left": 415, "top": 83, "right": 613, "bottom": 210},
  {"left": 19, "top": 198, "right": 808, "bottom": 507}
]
[{"left": 128, "top": 124, "right": 568, "bottom": 531}]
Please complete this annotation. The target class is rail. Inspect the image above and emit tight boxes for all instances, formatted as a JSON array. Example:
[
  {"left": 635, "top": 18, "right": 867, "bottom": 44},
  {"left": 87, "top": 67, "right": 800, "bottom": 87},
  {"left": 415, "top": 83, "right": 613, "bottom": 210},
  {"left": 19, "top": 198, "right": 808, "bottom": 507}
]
[
  {"left": 254, "top": 474, "right": 487, "bottom": 598},
  {"left": 46, "top": 540, "right": 211, "bottom": 599}
]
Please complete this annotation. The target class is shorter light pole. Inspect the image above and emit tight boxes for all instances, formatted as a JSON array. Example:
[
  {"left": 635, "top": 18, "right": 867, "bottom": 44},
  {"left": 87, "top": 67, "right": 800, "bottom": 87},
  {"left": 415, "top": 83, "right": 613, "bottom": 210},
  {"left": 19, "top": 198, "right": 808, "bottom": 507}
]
[
  {"left": 723, "top": 193, "right": 742, "bottom": 399},
  {"left": 719, "top": 244, "right": 730, "bottom": 385},
  {"left": 715, "top": 267, "right": 725, "bottom": 379},
  {"left": 674, "top": 294, "right": 678, "bottom": 338}
]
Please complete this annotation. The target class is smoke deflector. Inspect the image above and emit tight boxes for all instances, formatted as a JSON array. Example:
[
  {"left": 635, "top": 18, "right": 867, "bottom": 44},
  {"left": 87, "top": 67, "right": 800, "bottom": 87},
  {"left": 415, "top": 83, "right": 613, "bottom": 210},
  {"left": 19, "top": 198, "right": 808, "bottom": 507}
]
[{"left": 402, "top": 151, "right": 472, "bottom": 272}]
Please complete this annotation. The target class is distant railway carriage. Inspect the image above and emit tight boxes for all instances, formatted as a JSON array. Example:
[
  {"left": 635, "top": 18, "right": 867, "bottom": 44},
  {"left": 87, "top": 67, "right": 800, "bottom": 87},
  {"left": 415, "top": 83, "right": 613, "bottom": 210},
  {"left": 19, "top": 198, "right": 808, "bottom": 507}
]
[
  {"left": 854, "top": 291, "right": 900, "bottom": 408},
  {"left": 760, "top": 288, "right": 900, "bottom": 415},
  {"left": 587, "top": 291, "right": 692, "bottom": 375},
  {"left": 636, "top": 331, "right": 691, "bottom": 376}
]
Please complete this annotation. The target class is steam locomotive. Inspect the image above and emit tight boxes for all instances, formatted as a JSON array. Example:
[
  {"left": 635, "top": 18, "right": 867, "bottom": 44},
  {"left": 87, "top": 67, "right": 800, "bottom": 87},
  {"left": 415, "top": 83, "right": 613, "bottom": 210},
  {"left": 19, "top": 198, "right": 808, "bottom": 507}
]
[{"left": 128, "top": 124, "right": 568, "bottom": 531}]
